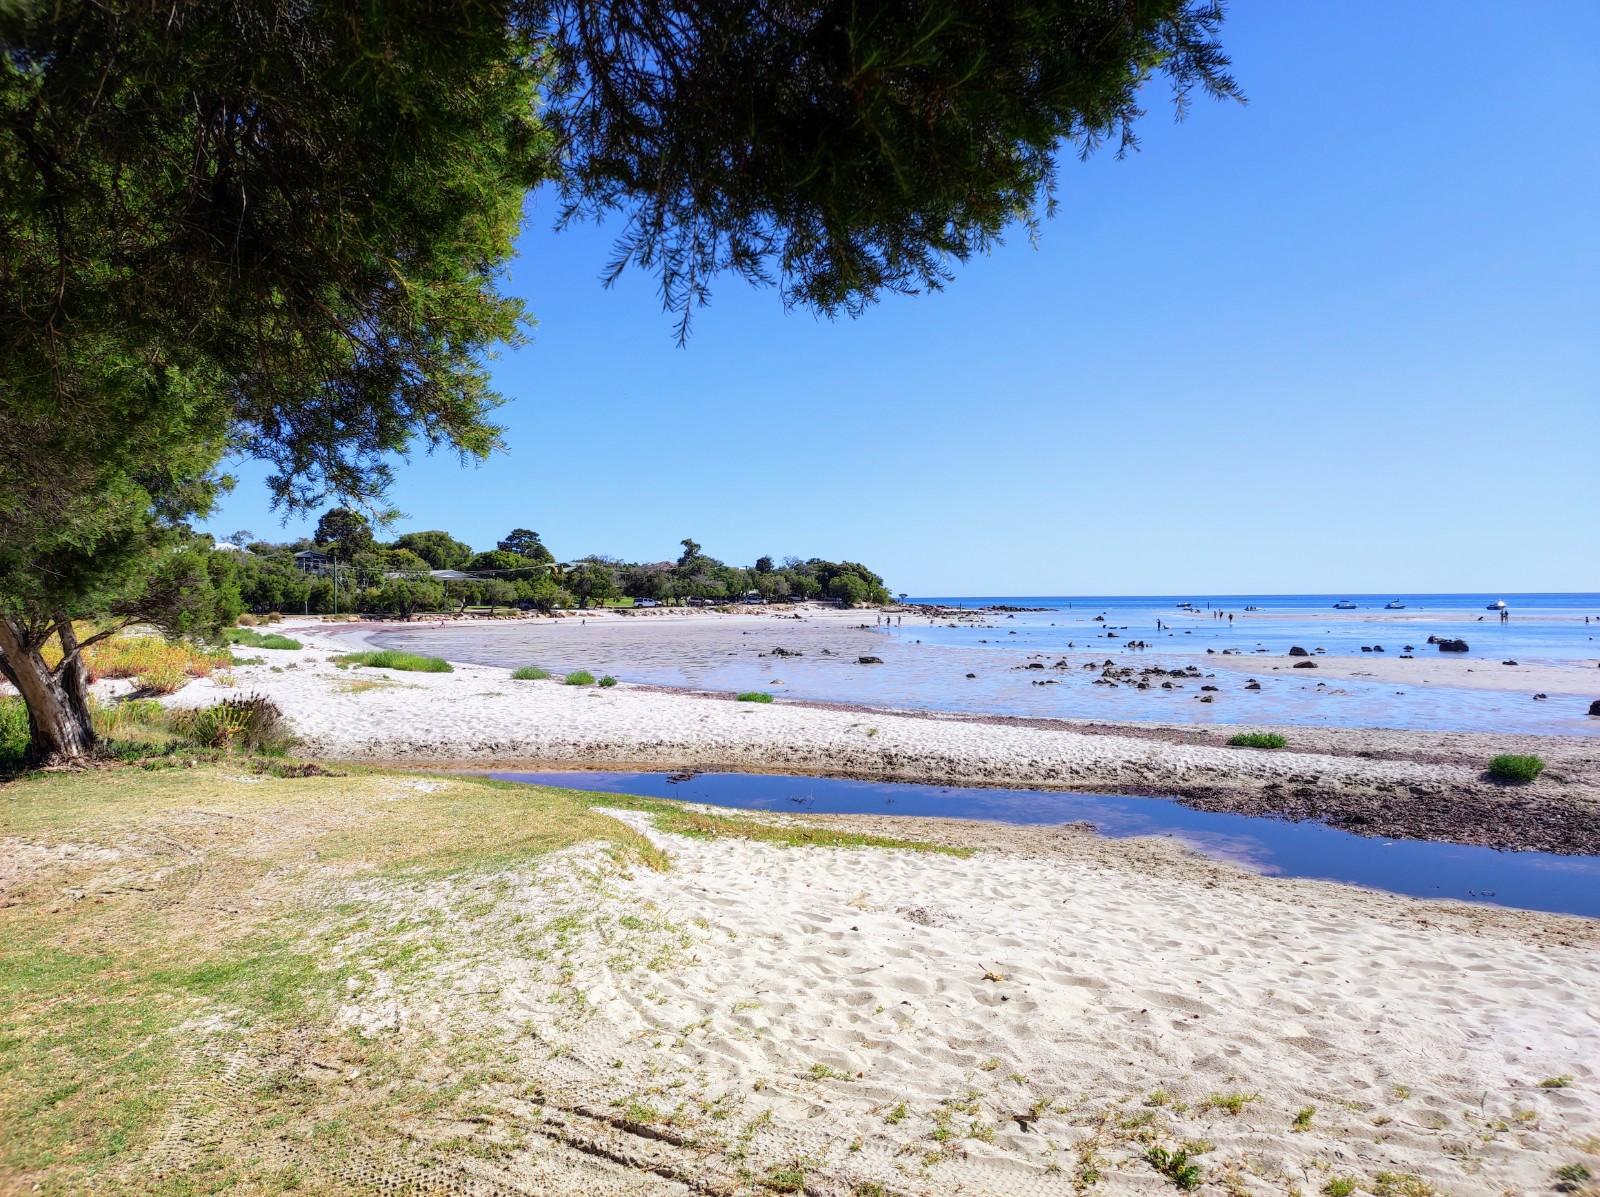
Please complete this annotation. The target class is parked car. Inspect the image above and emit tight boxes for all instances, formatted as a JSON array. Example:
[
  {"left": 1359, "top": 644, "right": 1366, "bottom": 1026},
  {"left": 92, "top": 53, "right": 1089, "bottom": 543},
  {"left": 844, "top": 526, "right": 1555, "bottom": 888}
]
[{"left": 634, "top": 598, "right": 659, "bottom": 608}]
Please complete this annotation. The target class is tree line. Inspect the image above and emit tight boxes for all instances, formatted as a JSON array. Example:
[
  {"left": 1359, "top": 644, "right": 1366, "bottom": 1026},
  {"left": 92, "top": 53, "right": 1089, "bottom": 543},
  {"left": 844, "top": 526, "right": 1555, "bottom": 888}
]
[{"left": 225, "top": 513, "right": 892, "bottom": 615}]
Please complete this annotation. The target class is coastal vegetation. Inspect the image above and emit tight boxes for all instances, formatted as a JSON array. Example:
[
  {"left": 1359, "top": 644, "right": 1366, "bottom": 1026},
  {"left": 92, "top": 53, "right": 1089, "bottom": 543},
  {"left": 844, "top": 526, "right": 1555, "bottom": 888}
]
[
  {"left": 1, "top": 0, "right": 1232, "bottom": 765},
  {"left": 1227, "top": 732, "right": 1287, "bottom": 749},
  {"left": 564, "top": 670, "right": 597, "bottom": 686},
  {"left": 1487, "top": 754, "right": 1545, "bottom": 784},
  {"left": 222, "top": 627, "right": 302, "bottom": 651},
  {"left": 737, "top": 692, "right": 775, "bottom": 703},
  {"left": 511, "top": 666, "right": 551, "bottom": 681},
  {"left": 332, "top": 650, "right": 453, "bottom": 674}
]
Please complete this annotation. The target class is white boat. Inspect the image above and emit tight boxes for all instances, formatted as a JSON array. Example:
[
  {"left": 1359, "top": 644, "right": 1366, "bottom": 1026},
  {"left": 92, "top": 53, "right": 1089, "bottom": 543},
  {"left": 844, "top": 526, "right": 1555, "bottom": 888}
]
[
  {"left": 1243, "top": 605, "right": 1261, "bottom": 612},
  {"left": 1384, "top": 600, "right": 1406, "bottom": 610},
  {"left": 1332, "top": 600, "right": 1358, "bottom": 610},
  {"left": 1486, "top": 599, "right": 1507, "bottom": 611}
]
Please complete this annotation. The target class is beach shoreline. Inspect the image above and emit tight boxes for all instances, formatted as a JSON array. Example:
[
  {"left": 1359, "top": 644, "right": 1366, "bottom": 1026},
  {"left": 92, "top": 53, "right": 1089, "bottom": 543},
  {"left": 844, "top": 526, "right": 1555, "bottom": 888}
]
[{"left": 167, "top": 619, "right": 1600, "bottom": 855}]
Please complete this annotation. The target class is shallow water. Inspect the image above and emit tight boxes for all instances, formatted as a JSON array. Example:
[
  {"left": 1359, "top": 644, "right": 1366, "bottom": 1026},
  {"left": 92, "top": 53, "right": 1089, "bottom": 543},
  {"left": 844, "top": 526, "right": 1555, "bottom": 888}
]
[
  {"left": 492, "top": 770, "right": 1600, "bottom": 919},
  {"left": 374, "top": 595, "right": 1600, "bottom": 734}
]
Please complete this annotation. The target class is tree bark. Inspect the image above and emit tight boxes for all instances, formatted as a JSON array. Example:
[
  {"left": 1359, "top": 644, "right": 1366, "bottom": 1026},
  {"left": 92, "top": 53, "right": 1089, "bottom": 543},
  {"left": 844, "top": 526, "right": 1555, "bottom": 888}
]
[{"left": 0, "top": 616, "right": 96, "bottom": 764}]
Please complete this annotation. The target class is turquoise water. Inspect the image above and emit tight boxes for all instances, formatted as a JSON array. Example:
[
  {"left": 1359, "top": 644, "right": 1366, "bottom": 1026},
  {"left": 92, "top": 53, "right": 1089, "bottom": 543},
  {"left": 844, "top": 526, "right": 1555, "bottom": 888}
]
[{"left": 494, "top": 770, "right": 1600, "bottom": 919}]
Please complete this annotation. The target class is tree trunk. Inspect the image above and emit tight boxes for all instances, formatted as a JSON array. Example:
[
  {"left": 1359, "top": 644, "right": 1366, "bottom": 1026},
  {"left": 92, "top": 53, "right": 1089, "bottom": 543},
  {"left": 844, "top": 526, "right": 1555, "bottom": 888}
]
[
  {"left": 54, "top": 616, "right": 97, "bottom": 732},
  {"left": 0, "top": 616, "right": 96, "bottom": 765}
]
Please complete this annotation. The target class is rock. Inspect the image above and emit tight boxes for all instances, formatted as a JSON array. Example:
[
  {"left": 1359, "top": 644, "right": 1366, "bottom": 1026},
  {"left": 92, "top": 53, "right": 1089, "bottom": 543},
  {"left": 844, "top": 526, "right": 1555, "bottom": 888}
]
[
  {"left": 1360, "top": 646, "right": 1371, "bottom": 652},
  {"left": 1201, "top": 685, "right": 1218, "bottom": 692},
  {"left": 1026, "top": 662, "right": 1045, "bottom": 670},
  {"left": 965, "top": 672, "right": 976, "bottom": 679},
  {"left": 1502, "top": 660, "right": 1518, "bottom": 665},
  {"left": 1245, "top": 680, "right": 1262, "bottom": 690},
  {"left": 1372, "top": 645, "right": 1384, "bottom": 652},
  {"left": 1533, "top": 692, "right": 1548, "bottom": 700},
  {"left": 1198, "top": 694, "right": 1214, "bottom": 703},
  {"left": 1590, "top": 699, "right": 1600, "bottom": 717},
  {"left": 770, "top": 646, "right": 803, "bottom": 657},
  {"left": 1288, "top": 646, "right": 1310, "bottom": 657},
  {"left": 857, "top": 656, "right": 883, "bottom": 665},
  {"left": 1293, "top": 660, "right": 1317, "bottom": 669},
  {"left": 1436, "top": 639, "right": 1469, "bottom": 653}
]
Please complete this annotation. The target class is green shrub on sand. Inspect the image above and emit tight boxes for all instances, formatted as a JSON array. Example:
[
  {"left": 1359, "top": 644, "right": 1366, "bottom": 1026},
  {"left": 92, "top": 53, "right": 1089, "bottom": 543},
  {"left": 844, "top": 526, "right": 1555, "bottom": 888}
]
[
  {"left": 333, "top": 650, "right": 452, "bottom": 673},
  {"left": 1487, "top": 754, "right": 1544, "bottom": 784},
  {"left": 598, "top": 675, "right": 618, "bottom": 688},
  {"left": 737, "top": 691, "right": 774, "bottom": 703},
  {"left": 563, "top": 670, "right": 596, "bottom": 686},
  {"left": 1227, "top": 732, "right": 1286, "bottom": 749},
  {"left": 511, "top": 666, "right": 550, "bottom": 680},
  {"left": 225, "top": 627, "right": 302, "bottom": 650}
]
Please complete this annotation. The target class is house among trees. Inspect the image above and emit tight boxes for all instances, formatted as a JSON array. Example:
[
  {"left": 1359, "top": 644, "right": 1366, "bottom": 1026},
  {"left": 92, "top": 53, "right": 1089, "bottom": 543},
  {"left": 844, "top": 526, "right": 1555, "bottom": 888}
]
[{"left": 293, "top": 550, "right": 331, "bottom": 576}]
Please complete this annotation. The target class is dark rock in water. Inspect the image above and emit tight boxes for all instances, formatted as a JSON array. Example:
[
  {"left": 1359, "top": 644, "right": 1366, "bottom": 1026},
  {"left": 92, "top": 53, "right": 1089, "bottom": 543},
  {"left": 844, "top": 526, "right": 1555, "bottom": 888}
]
[
  {"left": 1533, "top": 693, "right": 1548, "bottom": 700},
  {"left": 1404, "top": 645, "right": 1414, "bottom": 652},
  {"left": 1293, "top": 660, "right": 1318, "bottom": 669},
  {"left": 1288, "top": 646, "right": 1310, "bottom": 657},
  {"left": 1436, "top": 639, "right": 1469, "bottom": 653},
  {"left": 1198, "top": 694, "right": 1214, "bottom": 702},
  {"left": 770, "top": 646, "right": 803, "bottom": 657},
  {"left": 1372, "top": 645, "right": 1384, "bottom": 652},
  {"left": 1026, "top": 662, "right": 1045, "bottom": 670},
  {"left": 1590, "top": 699, "right": 1600, "bottom": 717},
  {"left": 965, "top": 672, "right": 976, "bottom": 679},
  {"left": 1502, "top": 660, "right": 1518, "bottom": 666},
  {"left": 1093, "top": 615, "right": 1105, "bottom": 622},
  {"left": 1245, "top": 680, "right": 1262, "bottom": 690},
  {"left": 857, "top": 656, "right": 883, "bottom": 665},
  {"left": 1201, "top": 685, "right": 1219, "bottom": 692},
  {"left": 1360, "top": 646, "right": 1371, "bottom": 652},
  {"left": 1427, "top": 635, "right": 1439, "bottom": 644}
]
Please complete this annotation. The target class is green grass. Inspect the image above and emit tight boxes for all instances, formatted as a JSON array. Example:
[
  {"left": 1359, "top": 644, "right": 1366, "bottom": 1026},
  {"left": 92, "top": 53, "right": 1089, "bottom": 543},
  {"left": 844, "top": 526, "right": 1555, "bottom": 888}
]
[
  {"left": 1487, "top": 753, "right": 1544, "bottom": 784},
  {"left": 1226, "top": 732, "right": 1286, "bottom": 749},
  {"left": 583, "top": 791, "right": 973, "bottom": 857},
  {"left": 563, "top": 670, "right": 596, "bottom": 686},
  {"left": 1144, "top": 1145, "right": 1203, "bottom": 1190},
  {"left": 223, "top": 627, "right": 302, "bottom": 651},
  {"left": 333, "top": 649, "right": 453, "bottom": 673},
  {"left": 0, "top": 696, "right": 28, "bottom": 771},
  {"left": 1323, "top": 1179, "right": 1356, "bottom": 1197},
  {"left": 598, "top": 675, "right": 618, "bottom": 688},
  {"left": 736, "top": 691, "right": 774, "bottom": 703},
  {"left": 510, "top": 665, "right": 550, "bottom": 680}
]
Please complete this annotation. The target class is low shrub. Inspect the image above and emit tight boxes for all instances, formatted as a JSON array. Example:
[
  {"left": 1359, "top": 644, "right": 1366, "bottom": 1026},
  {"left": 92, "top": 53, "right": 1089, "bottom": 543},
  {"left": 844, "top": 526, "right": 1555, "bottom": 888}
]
[
  {"left": 236, "top": 613, "right": 259, "bottom": 627},
  {"left": 224, "top": 627, "right": 302, "bottom": 650},
  {"left": 92, "top": 697, "right": 166, "bottom": 736},
  {"left": 137, "top": 664, "right": 189, "bottom": 694},
  {"left": 83, "top": 635, "right": 231, "bottom": 682},
  {"left": 564, "top": 670, "right": 596, "bottom": 686},
  {"left": 263, "top": 612, "right": 284, "bottom": 624},
  {"left": 0, "top": 698, "right": 29, "bottom": 770},
  {"left": 1227, "top": 732, "right": 1286, "bottom": 749},
  {"left": 510, "top": 665, "right": 550, "bottom": 680},
  {"left": 1144, "top": 1145, "right": 1203, "bottom": 1190},
  {"left": 1487, "top": 754, "right": 1544, "bottom": 784},
  {"left": 736, "top": 691, "right": 774, "bottom": 703},
  {"left": 598, "top": 675, "right": 618, "bottom": 688},
  {"left": 333, "top": 650, "right": 453, "bottom": 673},
  {"left": 169, "top": 694, "right": 290, "bottom": 753}
]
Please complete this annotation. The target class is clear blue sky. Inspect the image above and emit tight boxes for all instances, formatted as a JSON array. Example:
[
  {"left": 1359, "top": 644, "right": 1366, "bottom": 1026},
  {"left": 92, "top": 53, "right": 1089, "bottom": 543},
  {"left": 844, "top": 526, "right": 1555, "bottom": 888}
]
[{"left": 200, "top": 1, "right": 1599, "bottom": 596}]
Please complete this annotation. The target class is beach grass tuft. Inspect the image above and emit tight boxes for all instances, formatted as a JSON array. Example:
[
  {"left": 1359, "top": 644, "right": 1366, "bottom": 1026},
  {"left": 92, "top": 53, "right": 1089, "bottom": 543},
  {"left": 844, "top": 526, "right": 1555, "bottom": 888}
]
[
  {"left": 333, "top": 650, "right": 453, "bottom": 673},
  {"left": 1144, "top": 1145, "right": 1203, "bottom": 1190},
  {"left": 224, "top": 627, "right": 302, "bottom": 651},
  {"left": 563, "top": 670, "right": 596, "bottom": 686},
  {"left": 1487, "top": 754, "right": 1544, "bottom": 784},
  {"left": 598, "top": 675, "right": 618, "bottom": 688},
  {"left": 1227, "top": 732, "right": 1286, "bottom": 749},
  {"left": 737, "top": 691, "right": 774, "bottom": 703},
  {"left": 510, "top": 665, "right": 550, "bottom": 680}
]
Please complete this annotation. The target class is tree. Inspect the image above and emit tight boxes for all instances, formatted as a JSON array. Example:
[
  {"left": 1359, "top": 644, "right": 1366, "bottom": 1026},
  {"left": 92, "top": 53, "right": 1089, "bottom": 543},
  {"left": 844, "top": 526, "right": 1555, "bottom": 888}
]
[
  {"left": 466, "top": 549, "right": 540, "bottom": 579},
  {"left": 566, "top": 558, "right": 621, "bottom": 608},
  {"left": 678, "top": 539, "right": 703, "bottom": 567},
  {"left": 2, "top": 0, "right": 1233, "bottom": 761},
  {"left": 314, "top": 509, "right": 375, "bottom": 560},
  {"left": 392, "top": 531, "right": 475, "bottom": 572},
  {"left": 754, "top": 556, "right": 774, "bottom": 574},
  {"left": 497, "top": 529, "right": 554, "bottom": 563}
]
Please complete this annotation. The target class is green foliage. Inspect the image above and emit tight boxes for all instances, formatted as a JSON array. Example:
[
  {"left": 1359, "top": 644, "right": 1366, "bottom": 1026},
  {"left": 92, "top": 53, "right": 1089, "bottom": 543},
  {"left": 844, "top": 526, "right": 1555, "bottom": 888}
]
[
  {"left": 497, "top": 529, "right": 554, "bottom": 563},
  {"left": 313, "top": 509, "right": 374, "bottom": 559},
  {"left": 333, "top": 651, "right": 453, "bottom": 674},
  {"left": 510, "top": 666, "right": 550, "bottom": 681},
  {"left": 737, "top": 692, "right": 774, "bottom": 703},
  {"left": 1144, "top": 1146, "right": 1203, "bottom": 1190},
  {"left": 1487, "top": 754, "right": 1544, "bottom": 784},
  {"left": 392, "top": 531, "right": 474, "bottom": 572},
  {"left": 1323, "top": 1180, "right": 1356, "bottom": 1197},
  {"left": 597, "top": 675, "right": 618, "bottom": 688},
  {"left": 0, "top": 697, "right": 28, "bottom": 771},
  {"left": 169, "top": 695, "right": 290, "bottom": 753},
  {"left": 1227, "top": 732, "right": 1287, "bottom": 749},
  {"left": 223, "top": 629, "right": 302, "bottom": 651},
  {"left": 563, "top": 670, "right": 596, "bottom": 686}
]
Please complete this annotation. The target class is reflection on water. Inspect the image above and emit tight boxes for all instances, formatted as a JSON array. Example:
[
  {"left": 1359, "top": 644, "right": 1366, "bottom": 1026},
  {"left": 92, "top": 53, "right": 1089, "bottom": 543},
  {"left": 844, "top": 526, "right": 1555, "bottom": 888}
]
[{"left": 492, "top": 770, "right": 1600, "bottom": 919}]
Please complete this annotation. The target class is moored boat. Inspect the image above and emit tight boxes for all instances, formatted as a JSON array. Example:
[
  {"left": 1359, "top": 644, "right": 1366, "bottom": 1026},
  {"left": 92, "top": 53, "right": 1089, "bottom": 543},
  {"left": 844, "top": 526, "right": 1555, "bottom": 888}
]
[
  {"left": 1332, "top": 600, "right": 1358, "bottom": 610},
  {"left": 1486, "top": 598, "right": 1507, "bottom": 611}
]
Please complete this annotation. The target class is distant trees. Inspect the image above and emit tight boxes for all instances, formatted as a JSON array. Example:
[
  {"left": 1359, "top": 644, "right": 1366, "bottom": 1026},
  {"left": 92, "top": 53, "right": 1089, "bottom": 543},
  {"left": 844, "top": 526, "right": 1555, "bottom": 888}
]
[
  {"left": 314, "top": 509, "right": 375, "bottom": 560},
  {"left": 392, "top": 531, "right": 474, "bottom": 572},
  {"left": 497, "top": 529, "right": 554, "bottom": 563}
]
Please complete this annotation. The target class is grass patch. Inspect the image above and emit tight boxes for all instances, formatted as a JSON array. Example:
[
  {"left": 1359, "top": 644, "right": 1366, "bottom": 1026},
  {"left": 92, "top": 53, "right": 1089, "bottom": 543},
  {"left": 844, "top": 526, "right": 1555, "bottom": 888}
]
[
  {"left": 1323, "top": 1180, "right": 1356, "bottom": 1197},
  {"left": 1487, "top": 753, "right": 1544, "bottom": 784},
  {"left": 736, "top": 691, "right": 774, "bottom": 703},
  {"left": 581, "top": 791, "right": 972, "bottom": 857},
  {"left": 1538, "top": 1075, "right": 1573, "bottom": 1089},
  {"left": 1226, "top": 732, "right": 1286, "bottom": 749},
  {"left": 333, "top": 649, "right": 453, "bottom": 673},
  {"left": 1144, "top": 1145, "right": 1203, "bottom": 1190},
  {"left": 1202, "top": 1091, "right": 1257, "bottom": 1116},
  {"left": 598, "top": 675, "right": 618, "bottom": 688},
  {"left": 510, "top": 665, "right": 550, "bottom": 680},
  {"left": 0, "top": 764, "right": 672, "bottom": 1190},
  {"left": 563, "top": 670, "right": 596, "bottom": 686},
  {"left": 223, "top": 627, "right": 302, "bottom": 650}
]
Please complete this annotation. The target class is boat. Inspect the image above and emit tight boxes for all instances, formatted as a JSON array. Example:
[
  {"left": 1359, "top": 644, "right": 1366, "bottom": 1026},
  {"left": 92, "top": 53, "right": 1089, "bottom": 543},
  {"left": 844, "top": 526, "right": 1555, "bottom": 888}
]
[
  {"left": 1384, "top": 600, "right": 1406, "bottom": 610},
  {"left": 1243, "top": 605, "right": 1261, "bottom": 612},
  {"left": 1332, "top": 600, "right": 1357, "bottom": 610},
  {"left": 1486, "top": 599, "right": 1507, "bottom": 611}
]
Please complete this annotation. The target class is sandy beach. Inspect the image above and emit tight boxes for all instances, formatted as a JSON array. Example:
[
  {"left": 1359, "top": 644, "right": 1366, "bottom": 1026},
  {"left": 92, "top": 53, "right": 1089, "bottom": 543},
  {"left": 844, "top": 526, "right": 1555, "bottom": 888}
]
[{"left": 173, "top": 620, "right": 1600, "bottom": 853}]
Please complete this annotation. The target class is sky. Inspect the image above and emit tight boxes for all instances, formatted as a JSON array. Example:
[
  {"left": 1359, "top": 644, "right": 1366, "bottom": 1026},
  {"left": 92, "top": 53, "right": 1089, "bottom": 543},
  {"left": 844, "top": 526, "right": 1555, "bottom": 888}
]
[{"left": 199, "top": 1, "right": 1600, "bottom": 596}]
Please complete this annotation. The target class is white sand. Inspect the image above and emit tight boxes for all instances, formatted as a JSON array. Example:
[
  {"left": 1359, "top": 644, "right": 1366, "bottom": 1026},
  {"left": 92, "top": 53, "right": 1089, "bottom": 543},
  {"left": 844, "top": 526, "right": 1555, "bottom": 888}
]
[{"left": 333, "top": 801, "right": 1600, "bottom": 1196}]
